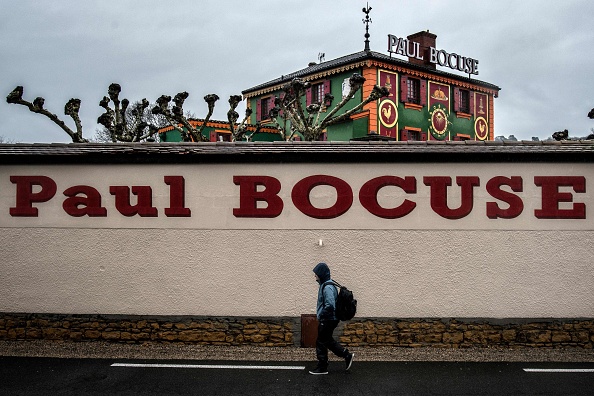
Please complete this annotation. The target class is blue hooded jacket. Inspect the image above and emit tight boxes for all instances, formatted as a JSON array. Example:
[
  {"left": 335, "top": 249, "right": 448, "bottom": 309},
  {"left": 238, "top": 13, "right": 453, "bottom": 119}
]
[{"left": 313, "top": 262, "right": 338, "bottom": 321}]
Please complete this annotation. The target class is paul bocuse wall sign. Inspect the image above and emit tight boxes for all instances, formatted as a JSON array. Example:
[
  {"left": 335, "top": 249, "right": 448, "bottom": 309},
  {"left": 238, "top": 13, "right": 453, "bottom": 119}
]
[
  {"left": 387, "top": 34, "right": 480, "bottom": 75},
  {"left": 0, "top": 163, "right": 591, "bottom": 231}
]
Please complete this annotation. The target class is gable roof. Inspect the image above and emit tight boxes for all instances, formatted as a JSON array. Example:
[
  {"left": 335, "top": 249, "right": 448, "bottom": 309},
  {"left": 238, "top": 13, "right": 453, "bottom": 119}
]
[{"left": 242, "top": 50, "right": 501, "bottom": 97}]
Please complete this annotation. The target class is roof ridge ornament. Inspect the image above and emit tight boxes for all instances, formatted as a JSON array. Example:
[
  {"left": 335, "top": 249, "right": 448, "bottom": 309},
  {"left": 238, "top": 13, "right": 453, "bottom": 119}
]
[{"left": 362, "top": 3, "right": 372, "bottom": 52}]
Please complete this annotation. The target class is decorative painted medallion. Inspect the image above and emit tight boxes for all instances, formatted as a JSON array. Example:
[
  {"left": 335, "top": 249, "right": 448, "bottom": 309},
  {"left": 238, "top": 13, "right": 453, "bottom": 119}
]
[
  {"left": 379, "top": 99, "right": 398, "bottom": 129},
  {"left": 427, "top": 81, "right": 451, "bottom": 140},
  {"left": 474, "top": 116, "right": 489, "bottom": 140},
  {"left": 428, "top": 104, "right": 450, "bottom": 140},
  {"left": 378, "top": 70, "right": 399, "bottom": 138}
]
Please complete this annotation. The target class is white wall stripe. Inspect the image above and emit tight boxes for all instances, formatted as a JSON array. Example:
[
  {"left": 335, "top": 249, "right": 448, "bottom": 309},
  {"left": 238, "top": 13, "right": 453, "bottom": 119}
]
[
  {"left": 524, "top": 368, "right": 594, "bottom": 373},
  {"left": 111, "top": 363, "right": 306, "bottom": 370}
]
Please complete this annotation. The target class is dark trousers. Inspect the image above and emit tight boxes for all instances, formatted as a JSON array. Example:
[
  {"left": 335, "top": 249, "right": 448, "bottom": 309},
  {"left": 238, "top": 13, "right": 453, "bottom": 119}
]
[{"left": 316, "top": 320, "right": 347, "bottom": 366}]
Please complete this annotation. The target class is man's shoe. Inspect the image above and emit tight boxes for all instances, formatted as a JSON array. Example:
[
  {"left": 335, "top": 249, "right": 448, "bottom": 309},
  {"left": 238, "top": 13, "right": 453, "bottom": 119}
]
[
  {"left": 345, "top": 352, "right": 354, "bottom": 371},
  {"left": 309, "top": 366, "right": 329, "bottom": 375}
]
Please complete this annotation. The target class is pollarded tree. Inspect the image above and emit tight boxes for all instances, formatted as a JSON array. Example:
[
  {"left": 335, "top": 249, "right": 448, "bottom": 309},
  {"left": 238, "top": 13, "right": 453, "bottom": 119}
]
[
  {"left": 151, "top": 92, "right": 218, "bottom": 142},
  {"left": 94, "top": 99, "right": 170, "bottom": 143},
  {"left": 97, "top": 84, "right": 161, "bottom": 142},
  {"left": 151, "top": 92, "right": 254, "bottom": 142},
  {"left": 6, "top": 86, "right": 88, "bottom": 143},
  {"left": 227, "top": 95, "right": 257, "bottom": 141},
  {"left": 7, "top": 84, "right": 250, "bottom": 143},
  {"left": 6, "top": 84, "right": 163, "bottom": 143},
  {"left": 268, "top": 74, "right": 390, "bottom": 141}
]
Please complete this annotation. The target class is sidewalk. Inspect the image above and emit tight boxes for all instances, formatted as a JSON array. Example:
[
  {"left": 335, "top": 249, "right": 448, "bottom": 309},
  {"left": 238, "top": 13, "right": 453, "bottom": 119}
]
[{"left": 1, "top": 340, "right": 592, "bottom": 362}]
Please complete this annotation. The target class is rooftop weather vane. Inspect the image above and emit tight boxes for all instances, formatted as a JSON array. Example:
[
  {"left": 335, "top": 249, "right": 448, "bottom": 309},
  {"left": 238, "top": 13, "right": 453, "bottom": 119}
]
[{"left": 363, "top": 3, "right": 372, "bottom": 52}]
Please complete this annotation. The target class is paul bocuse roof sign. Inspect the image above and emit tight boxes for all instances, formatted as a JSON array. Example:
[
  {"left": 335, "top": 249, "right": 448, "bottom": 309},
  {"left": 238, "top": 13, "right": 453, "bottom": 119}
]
[
  {"left": 0, "top": 163, "right": 591, "bottom": 231},
  {"left": 388, "top": 34, "right": 480, "bottom": 75}
]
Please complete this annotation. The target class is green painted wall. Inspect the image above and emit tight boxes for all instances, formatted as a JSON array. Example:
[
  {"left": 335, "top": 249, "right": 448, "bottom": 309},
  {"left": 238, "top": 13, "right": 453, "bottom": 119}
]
[
  {"left": 397, "top": 84, "right": 485, "bottom": 141},
  {"left": 249, "top": 68, "right": 365, "bottom": 141},
  {"left": 160, "top": 126, "right": 213, "bottom": 142}
]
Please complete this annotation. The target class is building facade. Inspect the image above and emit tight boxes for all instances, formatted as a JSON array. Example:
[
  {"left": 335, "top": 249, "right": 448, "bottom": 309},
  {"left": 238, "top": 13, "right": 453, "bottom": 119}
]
[
  {"left": 160, "top": 31, "right": 500, "bottom": 143},
  {"left": 242, "top": 31, "right": 500, "bottom": 142}
]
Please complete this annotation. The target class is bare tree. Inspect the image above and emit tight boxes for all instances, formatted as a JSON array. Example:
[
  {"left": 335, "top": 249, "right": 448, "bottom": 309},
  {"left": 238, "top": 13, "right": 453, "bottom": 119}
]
[
  {"left": 268, "top": 73, "right": 390, "bottom": 141},
  {"left": 96, "top": 84, "right": 162, "bottom": 142},
  {"left": 151, "top": 92, "right": 220, "bottom": 142},
  {"left": 227, "top": 95, "right": 256, "bottom": 141},
  {"left": 0, "top": 136, "right": 16, "bottom": 144},
  {"left": 7, "top": 84, "right": 244, "bottom": 144},
  {"left": 6, "top": 86, "right": 88, "bottom": 143},
  {"left": 94, "top": 97, "right": 168, "bottom": 143}
]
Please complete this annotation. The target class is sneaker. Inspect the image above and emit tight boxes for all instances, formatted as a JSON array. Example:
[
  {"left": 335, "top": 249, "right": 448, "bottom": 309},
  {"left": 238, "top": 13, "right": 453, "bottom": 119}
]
[
  {"left": 345, "top": 352, "right": 354, "bottom": 371},
  {"left": 309, "top": 366, "right": 329, "bottom": 375}
]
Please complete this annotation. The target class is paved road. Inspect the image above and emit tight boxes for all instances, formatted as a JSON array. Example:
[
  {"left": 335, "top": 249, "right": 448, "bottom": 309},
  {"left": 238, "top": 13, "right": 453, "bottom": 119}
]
[{"left": 1, "top": 357, "right": 593, "bottom": 395}]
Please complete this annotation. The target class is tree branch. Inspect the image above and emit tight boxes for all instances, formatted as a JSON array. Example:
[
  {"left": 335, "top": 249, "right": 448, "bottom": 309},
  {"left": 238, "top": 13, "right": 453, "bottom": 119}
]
[{"left": 7, "top": 86, "right": 88, "bottom": 143}]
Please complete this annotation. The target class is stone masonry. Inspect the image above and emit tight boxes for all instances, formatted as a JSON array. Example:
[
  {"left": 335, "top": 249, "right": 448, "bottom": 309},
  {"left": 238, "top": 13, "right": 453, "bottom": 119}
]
[
  {"left": 340, "top": 319, "right": 594, "bottom": 349},
  {"left": 0, "top": 314, "right": 296, "bottom": 347},
  {"left": 1, "top": 314, "right": 592, "bottom": 348}
]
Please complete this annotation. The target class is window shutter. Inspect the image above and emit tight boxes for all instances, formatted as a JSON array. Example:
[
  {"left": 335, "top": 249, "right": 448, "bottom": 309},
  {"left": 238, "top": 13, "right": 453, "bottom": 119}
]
[
  {"left": 279, "top": 93, "right": 285, "bottom": 117},
  {"left": 400, "top": 129, "right": 408, "bottom": 141},
  {"left": 256, "top": 99, "right": 262, "bottom": 122},
  {"left": 420, "top": 79, "right": 427, "bottom": 106},
  {"left": 421, "top": 132, "right": 428, "bottom": 141},
  {"left": 453, "top": 87, "right": 460, "bottom": 112},
  {"left": 306, "top": 87, "right": 313, "bottom": 106},
  {"left": 400, "top": 75, "right": 408, "bottom": 103},
  {"left": 209, "top": 131, "right": 217, "bottom": 142},
  {"left": 323, "top": 80, "right": 332, "bottom": 106},
  {"left": 469, "top": 91, "right": 475, "bottom": 115}
]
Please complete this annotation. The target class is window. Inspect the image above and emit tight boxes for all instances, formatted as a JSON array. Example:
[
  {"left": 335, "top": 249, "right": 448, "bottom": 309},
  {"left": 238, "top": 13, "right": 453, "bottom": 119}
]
[
  {"left": 400, "top": 75, "right": 426, "bottom": 108},
  {"left": 209, "top": 131, "right": 231, "bottom": 142},
  {"left": 408, "top": 130, "right": 421, "bottom": 141},
  {"left": 261, "top": 97, "right": 271, "bottom": 119},
  {"left": 406, "top": 78, "right": 421, "bottom": 104},
  {"left": 400, "top": 128, "right": 427, "bottom": 141},
  {"left": 454, "top": 134, "right": 471, "bottom": 141},
  {"left": 311, "top": 82, "right": 325, "bottom": 105},
  {"left": 256, "top": 96, "right": 273, "bottom": 122},
  {"left": 454, "top": 87, "right": 473, "bottom": 116},
  {"left": 459, "top": 89, "right": 470, "bottom": 114},
  {"left": 307, "top": 80, "right": 331, "bottom": 107}
]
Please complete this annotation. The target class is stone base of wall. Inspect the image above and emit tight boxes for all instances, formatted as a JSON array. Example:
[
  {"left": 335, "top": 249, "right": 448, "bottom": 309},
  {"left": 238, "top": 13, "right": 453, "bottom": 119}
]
[
  {"left": 1, "top": 314, "right": 592, "bottom": 348},
  {"left": 0, "top": 314, "right": 297, "bottom": 347},
  {"left": 340, "top": 319, "right": 594, "bottom": 349}
]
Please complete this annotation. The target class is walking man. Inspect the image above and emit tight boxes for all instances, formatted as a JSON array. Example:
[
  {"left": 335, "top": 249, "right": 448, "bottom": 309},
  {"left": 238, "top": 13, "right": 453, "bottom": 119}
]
[{"left": 309, "top": 262, "right": 354, "bottom": 375}]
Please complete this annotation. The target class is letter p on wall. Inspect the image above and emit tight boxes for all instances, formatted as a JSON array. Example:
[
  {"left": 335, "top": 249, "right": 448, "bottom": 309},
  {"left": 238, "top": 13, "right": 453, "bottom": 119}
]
[{"left": 10, "top": 176, "right": 57, "bottom": 216}]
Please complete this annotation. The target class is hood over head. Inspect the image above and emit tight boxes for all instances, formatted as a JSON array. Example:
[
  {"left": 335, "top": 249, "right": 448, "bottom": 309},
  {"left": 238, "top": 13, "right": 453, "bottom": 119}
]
[{"left": 313, "top": 262, "right": 331, "bottom": 283}]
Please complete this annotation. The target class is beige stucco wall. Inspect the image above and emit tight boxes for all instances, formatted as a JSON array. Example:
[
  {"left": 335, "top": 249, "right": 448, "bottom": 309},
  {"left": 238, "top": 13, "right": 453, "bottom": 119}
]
[{"left": 1, "top": 163, "right": 593, "bottom": 318}]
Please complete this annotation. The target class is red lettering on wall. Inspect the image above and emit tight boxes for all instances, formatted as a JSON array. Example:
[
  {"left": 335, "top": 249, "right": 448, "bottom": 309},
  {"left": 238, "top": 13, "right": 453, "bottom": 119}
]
[
  {"left": 359, "top": 176, "right": 417, "bottom": 219},
  {"left": 110, "top": 186, "right": 158, "bottom": 217},
  {"left": 534, "top": 176, "right": 586, "bottom": 219},
  {"left": 291, "top": 175, "right": 353, "bottom": 219},
  {"left": 164, "top": 176, "right": 191, "bottom": 217},
  {"left": 423, "top": 176, "right": 480, "bottom": 219},
  {"left": 63, "top": 185, "right": 107, "bottom": 217},
  {"left": 10, "top": 175, "right": 57, "bottom": 217},
  {"left": 486, "top": 176, "right": 524, "bottom": 219},
  {"left": 233, "top": 176, "right": 283, "bottom": 218}
]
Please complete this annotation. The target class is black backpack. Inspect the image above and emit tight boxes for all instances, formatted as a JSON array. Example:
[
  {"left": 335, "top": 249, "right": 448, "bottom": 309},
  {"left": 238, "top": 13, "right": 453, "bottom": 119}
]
[{"left": 325, "top": 281, "right": 357, "bottom": 321}]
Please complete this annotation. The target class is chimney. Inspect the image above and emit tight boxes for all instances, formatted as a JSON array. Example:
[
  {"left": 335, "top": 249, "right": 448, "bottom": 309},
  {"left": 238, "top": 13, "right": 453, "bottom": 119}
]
[{"left": 407, "top": 30, "right": 437, "bottom": 69}]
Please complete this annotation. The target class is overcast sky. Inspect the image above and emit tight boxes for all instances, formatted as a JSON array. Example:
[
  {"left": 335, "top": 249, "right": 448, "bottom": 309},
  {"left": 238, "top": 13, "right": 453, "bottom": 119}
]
[{"left": 1, "top": 0, "right": 593, "bottom": 143}]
